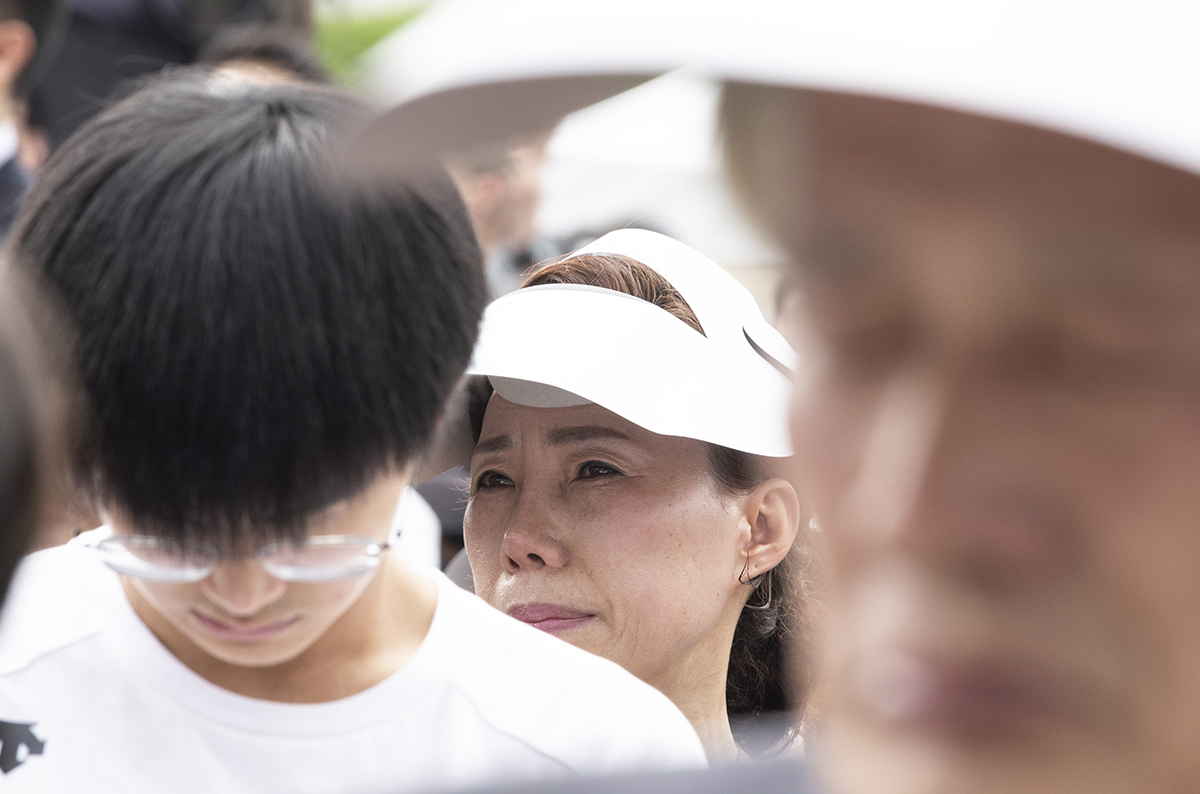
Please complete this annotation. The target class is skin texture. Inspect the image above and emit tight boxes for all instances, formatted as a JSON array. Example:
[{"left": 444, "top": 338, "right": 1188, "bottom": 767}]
[
  {"left": 116, "top": 470, "right": 438, "bottom": 702},
  {"left": 464, "top": 395, "right": 798, "bottom": 759},
  {"left": 774, "top": 92, "right": 1200, "bottom": 794}
]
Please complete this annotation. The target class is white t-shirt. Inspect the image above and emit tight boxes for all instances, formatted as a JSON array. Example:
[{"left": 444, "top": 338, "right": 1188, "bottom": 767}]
[
  {"left": 389, "top": 487, "right": 443, "bottom": 569},
  {"left": 0, "top": 541, "right": 705, "bottom": 792}
]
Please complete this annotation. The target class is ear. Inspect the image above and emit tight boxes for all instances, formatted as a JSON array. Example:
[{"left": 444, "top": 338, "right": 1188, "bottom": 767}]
[
  {"left": 0, "top": 20, "right": 35, "bottom": 95},
  {"left": 740, "top": 477, "right": 802, "bottom": 580}
]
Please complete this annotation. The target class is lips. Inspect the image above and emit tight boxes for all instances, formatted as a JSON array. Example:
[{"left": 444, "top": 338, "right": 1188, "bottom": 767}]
[
  {"left": 191, "top": 610, "right": 301, "bottom": 642},
  {"left": 854, "top": 651, "right": 1108, "bottom": 737},
  {"left": 507, "top": 603, "right": 595, "bottom": 634}
]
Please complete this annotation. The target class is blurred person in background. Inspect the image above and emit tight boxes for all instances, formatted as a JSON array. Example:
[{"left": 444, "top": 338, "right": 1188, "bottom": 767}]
[
  {"left": 445, "top": 136, "right": 557, "bottom": 296},
  {"left": 0, "top": 0, "right": 65, "bottom": 230},
  {"left": 28, "top": 0, "right": 310, "bottom": 149},
  {"left": 0, "top": 68, "right": 705, "bottom": 790},
  {"left": 197, "top": 21, "right": 327, "bottom": 83},
  {"left": 462, "top": 228, "right": 811, "bottom": 762},
  {"left": 0, "top": 261, "right": 73, "bottom": 781},
  {"left": 0, "top": 259, "right": 71, "bottom": 603}
]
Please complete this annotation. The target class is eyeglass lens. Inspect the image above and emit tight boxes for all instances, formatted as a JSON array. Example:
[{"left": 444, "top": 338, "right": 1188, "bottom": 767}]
[
  {"left": 97, "top": 537, "right": 218, "bottom": 583},
  {"left": 97, "top": 536, "right": 382, "bottom": 583},
  {"left": 260, "top": 538, "right": 382, "bottom": 582}
]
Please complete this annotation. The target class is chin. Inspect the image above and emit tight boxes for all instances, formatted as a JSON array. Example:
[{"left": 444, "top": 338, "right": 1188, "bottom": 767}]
[{"left": 188, "top": 633, "right": 316, "bottom": 669}]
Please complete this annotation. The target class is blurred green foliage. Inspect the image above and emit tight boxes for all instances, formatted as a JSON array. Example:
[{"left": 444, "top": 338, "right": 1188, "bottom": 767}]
[{"left": 315, "top": 7, "right": 423, "bottom": 86}]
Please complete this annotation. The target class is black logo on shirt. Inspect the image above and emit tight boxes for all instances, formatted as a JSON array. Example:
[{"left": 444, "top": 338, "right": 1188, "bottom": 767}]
[{"left": 0, "top": 721, "right": 45, "bottom": 774}]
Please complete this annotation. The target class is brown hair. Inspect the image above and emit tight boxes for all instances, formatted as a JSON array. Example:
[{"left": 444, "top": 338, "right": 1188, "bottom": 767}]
[
  {"left": 524, "top": 253, "right": 707, "bottom": 334},
  {"left": 523, "top": 252, "right": 812, "bottom": 755}
]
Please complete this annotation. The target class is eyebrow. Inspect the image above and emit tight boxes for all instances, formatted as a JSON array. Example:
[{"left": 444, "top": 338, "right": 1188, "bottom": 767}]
[
  {"left": 472, "top": 425, "right": 633, "bottom": 458},
  {"left": 474, "top": 435, "right": 513, "bottom": 456},
  {"left": 545, "top": 426, "right": 633, "bottom": 446}
]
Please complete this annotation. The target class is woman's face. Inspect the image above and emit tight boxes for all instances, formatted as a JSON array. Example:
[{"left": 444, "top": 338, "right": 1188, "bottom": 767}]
[{"left": 464, "top": 395, "right": 750, "bottom": 689}]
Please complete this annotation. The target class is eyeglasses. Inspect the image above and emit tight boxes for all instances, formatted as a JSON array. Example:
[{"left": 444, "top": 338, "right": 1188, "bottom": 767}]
[{"left": 92, "top": 535, "right": 385, "bottom": 583}]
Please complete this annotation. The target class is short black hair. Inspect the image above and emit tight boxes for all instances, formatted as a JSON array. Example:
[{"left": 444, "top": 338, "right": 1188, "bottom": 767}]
[
  {"left": 11, "top": 68, "right": 486, "bottom": 546},
  {"left": 0, "top": 0, "right": 68, "bottom": 98}
]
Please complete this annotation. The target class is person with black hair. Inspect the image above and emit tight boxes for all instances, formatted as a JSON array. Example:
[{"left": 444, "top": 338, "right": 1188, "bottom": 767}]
[
  {"left": 0, "top": 69, "right": 705, "bottom": 790},
  {"left": 461, "top": 228, "right": 808, "bottom": 761},
  {"left": 0, "top": 0, "right": 66, "bottom": 231}
]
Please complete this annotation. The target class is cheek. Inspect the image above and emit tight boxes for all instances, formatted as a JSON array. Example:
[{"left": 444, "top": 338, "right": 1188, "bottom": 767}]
[
  {"left": 462, "top": 503, "right": 503, "bottom": 596},
  {"left": 133, "top": 580, "right": 204, "bottom": 621},
  {"left": 1083, "top": 407, "right": 1200, "bottom": 670},
  {"left": 582, "top": 498, "right": 740, "bottom": 621}
]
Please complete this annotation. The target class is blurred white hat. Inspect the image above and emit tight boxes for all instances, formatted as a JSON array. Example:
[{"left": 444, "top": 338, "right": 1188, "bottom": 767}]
[
  {"left": 467, "top": 229, "right": 795, "bottom": 457},
  {"left": 354, "top": 0, "right": 1200, "bottom": 177}
]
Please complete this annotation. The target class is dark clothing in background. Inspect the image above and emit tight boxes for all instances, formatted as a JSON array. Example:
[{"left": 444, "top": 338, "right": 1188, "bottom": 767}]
[
  {"left": 28, "top": 0, "right": 306, "bottom": 148},
  {"left": 29, "top": 12, "right": 193, "bottom": 148}
]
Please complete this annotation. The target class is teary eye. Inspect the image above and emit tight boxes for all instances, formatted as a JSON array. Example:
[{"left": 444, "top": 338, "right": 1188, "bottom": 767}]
[
  {"left": 577, "top": 461, "right": 623, "bottom": 479},
  {"left": 475, "top": 470, "right": 515, "bottom": 491}
]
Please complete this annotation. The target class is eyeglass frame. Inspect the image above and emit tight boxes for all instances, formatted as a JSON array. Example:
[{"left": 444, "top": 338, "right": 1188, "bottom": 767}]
[{"left": 87, "top": 532, "right": 387, "bottom": 584}]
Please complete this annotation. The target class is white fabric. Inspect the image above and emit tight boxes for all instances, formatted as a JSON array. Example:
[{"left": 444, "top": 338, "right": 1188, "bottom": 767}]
[
  {"left": 467, "top": 229, "right": 794, "bottom": 456},
  {"left": 0, "top": 539, "right": 705, "bottom": 792},
  {"left": 360, "top": 0, "right": 1200, "bottom": 179},
  {"left": 388, "top": 486, "right": 442, "bottom": 569},
  {"left": 490, "top": 376, "right": 591, "bottom": 408}
]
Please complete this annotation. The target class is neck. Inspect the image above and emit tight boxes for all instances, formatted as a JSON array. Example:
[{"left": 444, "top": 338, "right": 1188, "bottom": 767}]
[
  {"left": 666, "top": 676, "right": 741, "bottom": 763},
  {"left": 647, "top": 601, "right": 746, "bottom": 763}
]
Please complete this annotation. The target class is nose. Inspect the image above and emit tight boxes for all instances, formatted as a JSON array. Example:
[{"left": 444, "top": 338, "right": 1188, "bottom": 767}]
[
  {"left": 200, "top": 558, "right": 288, "bottom": 617},
  {"left": 500, "top": 492, "right": 569, "bottom": 573},
  {"left": 843, "top": 369, "right": 945, "bottom": 540},
  {"left": 842, "top": 360, "right": 1070, "bottom": 581}
]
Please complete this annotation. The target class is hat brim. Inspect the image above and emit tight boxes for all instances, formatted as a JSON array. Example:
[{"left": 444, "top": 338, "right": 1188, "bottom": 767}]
[
  {"left": 468, "top": 283, "right": 794, "bottom": 457},
  {"left": 348, "top": 0, "right": 1200, "bottom": 179}
]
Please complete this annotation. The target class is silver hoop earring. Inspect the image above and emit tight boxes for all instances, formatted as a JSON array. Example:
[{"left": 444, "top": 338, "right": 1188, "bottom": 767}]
[{"left": 738, "top": 558, "right": 773, "bottom": 611}]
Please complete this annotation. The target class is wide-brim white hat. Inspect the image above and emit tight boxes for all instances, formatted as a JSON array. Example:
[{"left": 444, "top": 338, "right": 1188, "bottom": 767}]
[
  {"left": 352, "top": 0, "right": 1200, "bottom": 178},
  {"left": 467, "top": 229, "right": 796, "bottom": 457}
]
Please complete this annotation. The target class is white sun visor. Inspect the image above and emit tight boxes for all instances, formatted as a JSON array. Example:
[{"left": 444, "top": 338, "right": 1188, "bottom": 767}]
[{"left": 467, "top": 229, "right": 794, "bottom": 457}]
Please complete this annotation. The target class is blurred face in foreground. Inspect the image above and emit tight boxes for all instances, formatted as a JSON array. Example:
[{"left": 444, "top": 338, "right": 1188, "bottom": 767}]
[{"left": 776, "top": 93, "right": 1200, "bottom": 793}]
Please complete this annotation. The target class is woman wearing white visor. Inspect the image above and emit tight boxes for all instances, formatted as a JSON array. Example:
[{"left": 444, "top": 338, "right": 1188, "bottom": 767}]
[{"left": 463, "top": 228, "right": 810, "bottom": 761}]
